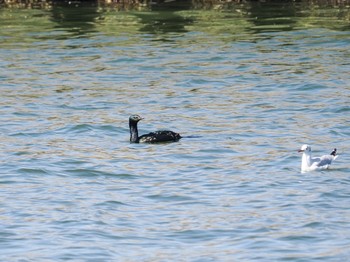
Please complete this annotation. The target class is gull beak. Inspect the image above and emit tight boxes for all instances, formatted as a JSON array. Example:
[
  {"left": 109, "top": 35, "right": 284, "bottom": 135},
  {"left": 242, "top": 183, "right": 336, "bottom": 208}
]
[{"left": 298, "top": 149, "right": 304, "bottom": 153}]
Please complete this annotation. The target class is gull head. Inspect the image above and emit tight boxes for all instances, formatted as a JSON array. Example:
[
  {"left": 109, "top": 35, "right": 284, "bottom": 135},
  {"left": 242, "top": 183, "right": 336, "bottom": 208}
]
[{"left": 298, "top": 144, "right": 311, "bottom": 154}]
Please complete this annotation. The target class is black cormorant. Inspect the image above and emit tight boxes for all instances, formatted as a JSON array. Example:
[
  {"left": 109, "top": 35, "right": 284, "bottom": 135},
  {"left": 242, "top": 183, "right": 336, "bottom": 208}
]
[{"left": 129, "top": 115, "right": 181, "bottom": 143}]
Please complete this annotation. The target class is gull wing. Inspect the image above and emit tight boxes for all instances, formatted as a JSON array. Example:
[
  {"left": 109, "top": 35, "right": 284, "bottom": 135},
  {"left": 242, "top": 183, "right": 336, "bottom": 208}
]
[{"left": 315, "top": 155, "right": 335, "bottom": 168}]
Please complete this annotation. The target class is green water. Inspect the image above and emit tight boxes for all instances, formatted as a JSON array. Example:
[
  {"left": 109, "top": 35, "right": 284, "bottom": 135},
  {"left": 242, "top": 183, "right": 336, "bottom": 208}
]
[{"left": 0, "top": 3, "right": 349, "bottom": 261}]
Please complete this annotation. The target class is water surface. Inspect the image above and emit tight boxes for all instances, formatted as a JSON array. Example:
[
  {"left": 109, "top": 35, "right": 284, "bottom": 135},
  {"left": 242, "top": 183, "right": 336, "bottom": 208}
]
[{"left": 0, "top": 3, "right": 349, "bottom": 261}]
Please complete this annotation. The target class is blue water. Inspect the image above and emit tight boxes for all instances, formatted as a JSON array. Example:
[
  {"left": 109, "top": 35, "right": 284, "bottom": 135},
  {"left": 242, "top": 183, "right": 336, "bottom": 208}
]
[{"left": 0, "top": 3, "right": 349, "bottom": 261}]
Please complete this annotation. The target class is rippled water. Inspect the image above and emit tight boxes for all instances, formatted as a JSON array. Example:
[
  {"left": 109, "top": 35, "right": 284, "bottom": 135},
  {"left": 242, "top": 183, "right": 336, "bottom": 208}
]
[{"left": 1, "top": 3, "right": 350, "bottom": 260}]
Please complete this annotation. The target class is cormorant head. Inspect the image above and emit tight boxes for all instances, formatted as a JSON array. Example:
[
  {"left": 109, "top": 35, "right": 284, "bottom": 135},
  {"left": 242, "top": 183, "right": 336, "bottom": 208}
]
[{"left": 129, "top": 115, "right": 143, "bottom": 123}]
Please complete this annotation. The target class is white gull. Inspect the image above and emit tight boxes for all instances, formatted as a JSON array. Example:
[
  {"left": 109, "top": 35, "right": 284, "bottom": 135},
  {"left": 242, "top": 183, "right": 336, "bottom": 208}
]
[{"left": 298, "top": 144, "right": 338, "bottom": 173}]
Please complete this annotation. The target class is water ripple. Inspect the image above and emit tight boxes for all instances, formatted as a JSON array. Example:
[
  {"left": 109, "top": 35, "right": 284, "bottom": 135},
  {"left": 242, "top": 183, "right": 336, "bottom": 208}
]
[{"left": 0, "top": 4, "right": 349, "bottom": 261}]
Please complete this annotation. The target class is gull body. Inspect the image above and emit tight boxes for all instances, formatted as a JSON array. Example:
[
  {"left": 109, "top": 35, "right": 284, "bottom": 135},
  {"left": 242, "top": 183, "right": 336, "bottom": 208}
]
[{"left": 298, "top": 144, "right": 338, "bottom": 172}]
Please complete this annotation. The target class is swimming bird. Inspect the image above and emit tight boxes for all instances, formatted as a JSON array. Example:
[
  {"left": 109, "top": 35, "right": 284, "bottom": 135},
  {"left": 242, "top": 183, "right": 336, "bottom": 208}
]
[
  {"left": 298, "top": 144, "right": 338, "bottom": 172},
  {"left": 129, "top": 115, "right": 181, "bottom": 143}
]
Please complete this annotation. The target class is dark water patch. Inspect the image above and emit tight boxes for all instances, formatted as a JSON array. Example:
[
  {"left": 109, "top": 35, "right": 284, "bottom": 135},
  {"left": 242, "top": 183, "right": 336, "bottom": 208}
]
[
  {"left": 64, "top": 168, "right": 112, "bottom": 177},
  {"left": 146, "top": 194, "right": 195, "bottom": 202},
  {"left": 181, "top": 135, "right": 203, "bottom": 139},
  {"left": 64, "top": 168, "right": 137, "bottom": 179},
  {"left": 12, "top": 150, "right": 34, "bottom": 156},
  {"left": 57, "top": 124, "right": 95, "bottom": 134},
  {"left": 54, "top": 249, "right": 115, "bottom": 262},
  {"left": 166, "top": 229, "right": 222, "bottom": 243},
  {"left": 58, "top": 104, "right": 112, "bottom": 111},
  {"left": 320, "top": 191, "right": 350, "bottom": 199},
  {"left": 296, "top": 82, "right": 332, "bottom": 91},
  {"left": 55, "top": 124, "right": 122, "bottom": 136},
  {"left": 13, "top": 111, "right": 40, "bottom": 117},
  {"left": 17, "top": 167, "right": 49, "bottom": 175},
  {"left": 0, "top": 231, "right": 17, "bottom": 240},
  {"left": 277, "top": 235, "right": 320, "bottom": 243},
  {"left": 335, "top": 106, "right": 350, "bottom": 113},
  {"left": 9, "top": 130, "right": 53, "bottom": 138},
  {"left": 95, "top": 200, "right": 129, "bottom": 207},
  {"left": 0, "top": 180, "right": 18, "bottom": 185},
  {"left": 56, "top": 159, "right": 90, "bottom": 166},
  {"left": 302, "top": 222, "right": 324, "bottom": 228}
]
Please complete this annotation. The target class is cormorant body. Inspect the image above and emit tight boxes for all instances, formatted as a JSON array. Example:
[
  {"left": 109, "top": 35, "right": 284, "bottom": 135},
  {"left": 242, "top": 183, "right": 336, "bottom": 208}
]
[{"left": 129, "top": 115, "right": 181, "bottom": 143}]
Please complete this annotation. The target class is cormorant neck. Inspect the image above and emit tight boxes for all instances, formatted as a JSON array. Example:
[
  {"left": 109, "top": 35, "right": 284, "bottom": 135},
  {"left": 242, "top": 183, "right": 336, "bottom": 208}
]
[{"left": 129, "top": 120, "right": 139, "bottom": 143}]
